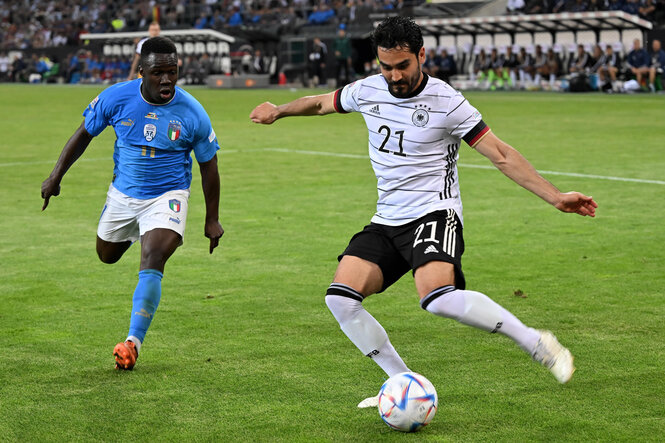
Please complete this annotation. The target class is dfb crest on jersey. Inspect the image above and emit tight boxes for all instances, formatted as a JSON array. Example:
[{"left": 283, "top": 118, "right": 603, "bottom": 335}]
[
  {"left": 144, "top": 123, "right": 157, "bottom": 142},
  {"left": 412, "top": 107, "right": 429, "bottom": 127}
]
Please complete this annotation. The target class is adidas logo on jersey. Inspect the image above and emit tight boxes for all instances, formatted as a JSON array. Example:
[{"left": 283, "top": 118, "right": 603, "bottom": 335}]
[
  {"left": 369, "top": 105, "right": 380, "bottom": 115},
  {"left": 424, "top": 245, "right": 439, "bottom": 254}
]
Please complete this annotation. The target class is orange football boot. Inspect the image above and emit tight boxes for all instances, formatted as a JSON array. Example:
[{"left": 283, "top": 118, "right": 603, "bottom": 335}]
[{"left": 113, "top": 341, "right": 138, "bottom": 370}]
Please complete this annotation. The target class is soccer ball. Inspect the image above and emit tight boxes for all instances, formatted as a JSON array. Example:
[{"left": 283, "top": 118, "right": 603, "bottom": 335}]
[{"left": 377, "top": 371, "right": 438, "bottom": 432}]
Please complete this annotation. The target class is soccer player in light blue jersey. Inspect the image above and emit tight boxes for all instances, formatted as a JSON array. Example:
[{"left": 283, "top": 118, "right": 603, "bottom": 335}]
[{"left": 41, "top": 37, "right": 224, "bottom": 370}]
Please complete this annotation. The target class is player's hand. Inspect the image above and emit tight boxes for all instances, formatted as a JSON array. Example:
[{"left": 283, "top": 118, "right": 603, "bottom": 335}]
[
  {"left": 41, "top": 176, "right": 61, "bottom": 211},
  {"left": 554, "top": 192, "right": 597, "bottom": 217},
  {"left": 250, "top": 102, "right": 279, "bottom": 125},
  {"left": 205, "top": 220, "right": 224, "bottom": 254}
]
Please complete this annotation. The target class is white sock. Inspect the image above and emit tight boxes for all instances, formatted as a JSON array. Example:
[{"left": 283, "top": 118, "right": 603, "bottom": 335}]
[
  {"left": 421, "top": 286, "right": 540, "bottom": 354},
  {"left": 326, "top": 285, "right": 409, "bottom": 376},
  {"left": 126, "top": 335, "right": 142, "bottom": 353}
]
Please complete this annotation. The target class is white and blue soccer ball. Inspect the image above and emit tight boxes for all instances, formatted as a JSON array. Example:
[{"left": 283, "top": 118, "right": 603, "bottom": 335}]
[{"left": 377, "top": 371, "right": 438, "bottom": 432}]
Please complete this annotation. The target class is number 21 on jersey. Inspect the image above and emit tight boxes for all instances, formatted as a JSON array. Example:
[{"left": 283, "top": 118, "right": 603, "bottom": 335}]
[{"left": 377, "top": 125, "right": 406, "bottom": 157}]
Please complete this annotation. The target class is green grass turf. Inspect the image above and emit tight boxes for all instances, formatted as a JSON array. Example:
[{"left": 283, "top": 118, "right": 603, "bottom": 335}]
[{"left": 0, "top": 84, "right": 664, "bottom": 441}]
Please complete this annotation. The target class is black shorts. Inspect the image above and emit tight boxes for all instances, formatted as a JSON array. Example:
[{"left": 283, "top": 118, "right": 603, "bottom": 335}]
[{"left": 338, "top": 209, "right": 465, "bottom": 293}]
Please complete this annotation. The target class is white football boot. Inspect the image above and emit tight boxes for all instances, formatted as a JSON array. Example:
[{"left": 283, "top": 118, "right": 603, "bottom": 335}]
[
  {"left": 532, "top": 330, "right": 575, "bottom": 383},
  {"left": 357, "top": 394, "right": 380, "bottom": 408}
]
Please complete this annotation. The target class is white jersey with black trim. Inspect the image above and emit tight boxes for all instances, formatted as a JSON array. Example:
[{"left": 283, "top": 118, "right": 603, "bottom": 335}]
[{"left": 335, "top": 73, "right": 487, "bottom": 226}]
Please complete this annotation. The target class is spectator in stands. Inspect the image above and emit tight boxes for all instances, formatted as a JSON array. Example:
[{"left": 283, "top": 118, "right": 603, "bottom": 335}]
[
  {"left": 627, "top": 38, "right": 650, "bottom": 87},
  {"left": 438, "top": 48, "right": 457, "bottom": 84},
  {"left": 487, "top": 47, "right": 506, "bottom": 89},
  {"left": 622, "top": 0, "right": 640, "bottom": 15},
  {"left": 194, "top": 13, "right": 210, "bottom": 29},
  {"left": 334, "top": 27, "right": 353, "bottom": 86},
  {"left": 502, "top": 45, "right": 519, "bottom": 87},
  {"left": 596, "top": 44, "right": 621, "bottom": 90},
  {"left": 517, "top": 46, "right": 534, "bottom": 86},
  {"left": 228, "top": 8, "right": 244, "bottom": 26},
  {"left": 648, "top": 39, "right": 665, "bottom": 91},
  {"left": 423, "top": 48, "right": 441, "bottom": 78},
  {"left": 472, "top": 48, "right": 490, "bottom": 84},
  {"left": 128, "top": 21, "right": 160, "bottom": 80},
  {"left": 183, "top": 55, "right": 203, "bottom": 84},
  {"left": 308, "top": 37, "right": 327, "bottom": 87},
  {"left": 544, "top": 47, "right": 561, "bottom": 88},
  {"left": 589, "top": 44, "right": 604, "bottom": 70},
  {"left": 9, "top": 55, "right": 26, "bottom": 82},
  {"left": 568, "top": 0, "right": 589, "bottom": 11},
  {"left": 506, "top": 0, "right": 526, "bottom": 14},
  {"left": 638, "top": 0, "right": 657, "bottom": 21},
  {"left": 200, "top": 53, "right": 213, "bottom": 79},
  {"left": 587, "top": 0, "right": 607, "bottom": 11},
  {"left": 569, "top": 44, "right": 591, "bottom": 74},
  {"left": 525, "top": 0, "right": 553, "bottom": 13},
  {"left": 0, "top": 52, "right": 9, "bottom": 81},
  {"left": 252, "top": 49, "right": 267, "bottom": 74},
  {"left": 308, "top": 4, "right": 336, "bottom": 25},
  {"left": 552, "top": 0, "right": 569, "bottom": 13},
  {"left": 532, "top": 45, "right": 547, "bottom": 85}
]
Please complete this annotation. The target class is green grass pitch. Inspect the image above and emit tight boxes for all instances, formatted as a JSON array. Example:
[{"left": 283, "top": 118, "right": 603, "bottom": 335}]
[{"left": 0, "top": 84, "right": 664, "bottom": 441}]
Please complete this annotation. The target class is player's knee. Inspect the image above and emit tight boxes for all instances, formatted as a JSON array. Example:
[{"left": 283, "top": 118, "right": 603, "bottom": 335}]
[
  {"left": 325, "top": 284, "right": 364, "bottom": 323},
  {"left": 97, "top": 249, "right": 122, "bottom": 264}
]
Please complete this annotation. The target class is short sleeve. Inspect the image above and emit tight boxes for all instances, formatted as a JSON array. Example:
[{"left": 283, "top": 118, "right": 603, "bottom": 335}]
[
  {"left": 334, "top": 80, "right": 362, "bottom": 113},
  {"left": 445, "top": 93, "right": 485, "bottom": 143},
  {"left": 191, "top": 110, "right": 220, "bottom": 163},
  {"left": 82, "top": 92, "right": 109, "bottom": 137}
]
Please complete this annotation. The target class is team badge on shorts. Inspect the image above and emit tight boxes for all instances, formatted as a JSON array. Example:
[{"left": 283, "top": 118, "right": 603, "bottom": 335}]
[
  {"left": 169, "top": 199, "right": 181, "bottom": 212},
  {"left": 144, "top": 124, "right": 157, "bottom": 142},
  {"left": 412, "top": 105, "right": 430, "bottom": 127},
  {"left": 167, "top": 121, "right": 181, "bottom": 141}
]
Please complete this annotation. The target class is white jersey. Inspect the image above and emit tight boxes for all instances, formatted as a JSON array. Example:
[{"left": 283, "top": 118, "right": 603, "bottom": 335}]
[
  {"left": 335, "top": 73, "right": 489, "bottom": 226},
  {"left": 135, "top": 37, "right": 149, "bottom": 55}
]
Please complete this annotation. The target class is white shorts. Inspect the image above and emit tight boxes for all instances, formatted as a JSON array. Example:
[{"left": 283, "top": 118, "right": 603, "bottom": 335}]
[{"left": 97, "top": 184, "right": 190, "bottom": 244}]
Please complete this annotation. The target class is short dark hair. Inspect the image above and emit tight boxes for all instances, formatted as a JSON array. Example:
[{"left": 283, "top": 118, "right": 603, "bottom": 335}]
[
  {"left": 141, "top": 36, "right": 177, "bottom": 59},
  {"left": 371, "top": 16, "right": 423, "bottom": 55}
]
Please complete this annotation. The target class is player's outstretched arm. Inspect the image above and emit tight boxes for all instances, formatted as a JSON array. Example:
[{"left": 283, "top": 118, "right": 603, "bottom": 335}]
[
  {"left": 41, "top": 122, "right": 94, "bottom": 211},
  {"left": 249, "top": 91, "right": 337, "bottom": 124},
  {"left": 199, "top": 154, "right": 224, "bottom": 254},
  {"left": 473, "top": 131, "right": 597, "bottom": 217}
]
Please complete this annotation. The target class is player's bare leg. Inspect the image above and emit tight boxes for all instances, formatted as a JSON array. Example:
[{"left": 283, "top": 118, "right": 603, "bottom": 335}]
[
  {"left": 416, "top": 260, "right": 574, "bottom": 383},
  {"left": 96, "top": 237, "right": 132, "bottom": 264},
  {"left": 114, "top": 228, "right": 181, "bottom": 370},
  {"left": 324, "top": 256, "right": 410, "bottom": 407}
]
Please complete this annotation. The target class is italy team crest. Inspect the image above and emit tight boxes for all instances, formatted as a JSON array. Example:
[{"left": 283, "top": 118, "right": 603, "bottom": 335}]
[
  {"left": 169, "top": 199, "right": 181, "bottom": 212},
  {"left": 168, "top": 122, "right": 181, "bottom": 141}
]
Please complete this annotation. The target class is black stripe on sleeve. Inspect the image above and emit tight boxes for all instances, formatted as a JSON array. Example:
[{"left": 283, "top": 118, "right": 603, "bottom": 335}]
[
  {"left": 462, "top": 120, "right": 490, "bottom": 147},
  {"left": 333, "top": 88, "right": 349, "bottom": 114}
]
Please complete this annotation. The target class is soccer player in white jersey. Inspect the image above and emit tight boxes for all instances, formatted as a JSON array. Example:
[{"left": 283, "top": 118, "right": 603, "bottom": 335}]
[
  {"left": 127, "top": 21, "right": 161, "bottom": 81},
  {"left": 42, "top": 37, "right": 224, "bottom": 370},
  {"left": 250, "top": 16, "right": 597, "bottom": 405}
]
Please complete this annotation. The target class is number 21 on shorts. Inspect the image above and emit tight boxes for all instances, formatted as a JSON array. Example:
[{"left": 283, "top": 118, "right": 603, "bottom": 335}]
[{"left": 413, "top": 221, "right": 439, "bottom": 248}]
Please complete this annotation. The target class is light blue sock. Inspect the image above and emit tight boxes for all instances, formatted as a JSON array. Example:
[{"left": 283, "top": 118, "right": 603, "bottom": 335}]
[{"left": 127, "top": 269, "right": 163, "bottom": 351}]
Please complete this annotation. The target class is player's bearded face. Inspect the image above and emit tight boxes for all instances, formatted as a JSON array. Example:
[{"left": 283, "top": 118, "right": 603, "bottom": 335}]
[
  {"left": 378, "top": 46, "right": 425, "bottom": 98},
  {"left": 139, "top": 53, "right": 178, "bottom": 104}
]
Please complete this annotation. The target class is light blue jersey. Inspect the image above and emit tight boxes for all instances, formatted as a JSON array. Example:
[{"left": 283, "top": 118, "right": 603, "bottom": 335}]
[{"left": 83, "top": 79, "right": 219, "bottom": 199}]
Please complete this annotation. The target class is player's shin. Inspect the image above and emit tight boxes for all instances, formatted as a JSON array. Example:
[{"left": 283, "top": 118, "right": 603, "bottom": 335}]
[
  {"left": 421, "top": 286, "right": 540, "bottom": 354},
  {"left": 127, "top": 269, "right": 163, "bottom": 352},
  {"left": 325, "top": 285, "right": 409, "bottom": 377}
]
